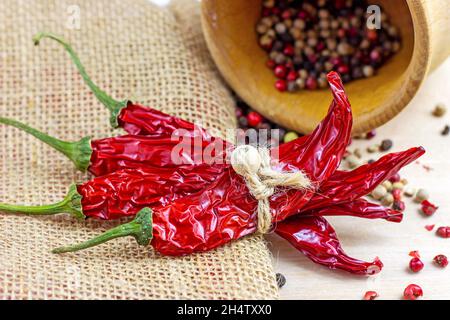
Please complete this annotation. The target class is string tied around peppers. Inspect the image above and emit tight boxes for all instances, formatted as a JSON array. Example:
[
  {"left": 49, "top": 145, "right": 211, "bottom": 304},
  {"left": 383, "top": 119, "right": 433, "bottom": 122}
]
[{"left": 231, "top": 145, "right": 311, "bottom": 233}]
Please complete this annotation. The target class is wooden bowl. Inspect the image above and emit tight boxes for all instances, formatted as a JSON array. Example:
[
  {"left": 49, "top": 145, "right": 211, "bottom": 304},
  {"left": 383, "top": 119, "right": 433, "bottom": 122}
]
[{"left": 201, "top": 0, "right": 450, "bottom": 134}]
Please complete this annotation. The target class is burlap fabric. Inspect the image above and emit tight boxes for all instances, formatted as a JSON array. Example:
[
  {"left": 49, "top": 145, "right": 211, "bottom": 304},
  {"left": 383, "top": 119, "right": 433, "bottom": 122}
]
[{"left": 0, "top": 0, "right": 279, "bottom": 299}]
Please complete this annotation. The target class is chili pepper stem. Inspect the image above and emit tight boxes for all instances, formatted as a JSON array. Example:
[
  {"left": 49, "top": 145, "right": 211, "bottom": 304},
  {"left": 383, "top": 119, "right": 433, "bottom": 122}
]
[
  {"left": 0, "top": 117, "right": 92, "bottom": 172},
  {"left": 52, "top": 207, "right": 153, "bottom": 254},
  {"left": 0, "top": 184, "right": 85, "bottom": 219},
  {"left": 32, "top": 32, "right": 128, "bottom": 128}
]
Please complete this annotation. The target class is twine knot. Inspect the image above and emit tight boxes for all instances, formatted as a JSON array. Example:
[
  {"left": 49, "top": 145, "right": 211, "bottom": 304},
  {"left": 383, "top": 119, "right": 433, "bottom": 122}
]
[{"left": 231, "top": 145, "right": 311, "bottom": 233}]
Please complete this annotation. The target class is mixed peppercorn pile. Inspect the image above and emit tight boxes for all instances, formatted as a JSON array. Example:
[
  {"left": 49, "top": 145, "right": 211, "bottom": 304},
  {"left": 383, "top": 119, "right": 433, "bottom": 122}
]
[{"left": 257, "top": 0, "right": 401, "bottom": 92}]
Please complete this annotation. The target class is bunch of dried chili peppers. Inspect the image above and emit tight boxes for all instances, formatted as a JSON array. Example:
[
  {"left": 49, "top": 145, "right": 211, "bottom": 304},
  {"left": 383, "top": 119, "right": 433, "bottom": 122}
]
[{"left": 0, "top": 33, "right": 425, "bottom": 275}]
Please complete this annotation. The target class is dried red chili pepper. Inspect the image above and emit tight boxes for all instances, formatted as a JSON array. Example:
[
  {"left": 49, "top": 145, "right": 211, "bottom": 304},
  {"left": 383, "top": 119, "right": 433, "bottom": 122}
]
[
  {"left": 276, "top": 215, "right": 383, "bottom": 275},
  {"left": 0, "top": 72, "right": 424, "bottom": 275},
  {"left": 0, "top": 117, "right": 229, "bottom": 176},
  {"left": 302, "top": 147, "right": 424, "bottom": 211},
  {"left": 33, "top": 32, "right": 214, "bottom": 139},
  {"left": 307, "top": 199, "right": 403, "bottom": 222},
  {"left": 0, "top": 166, "right": 222, "bottom": 220}
]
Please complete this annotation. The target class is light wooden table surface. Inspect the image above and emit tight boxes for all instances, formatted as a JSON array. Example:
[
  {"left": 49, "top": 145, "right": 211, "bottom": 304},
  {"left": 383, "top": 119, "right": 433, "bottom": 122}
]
[{"left": 268, "top": 58, "right": 450, "bottom": 300}]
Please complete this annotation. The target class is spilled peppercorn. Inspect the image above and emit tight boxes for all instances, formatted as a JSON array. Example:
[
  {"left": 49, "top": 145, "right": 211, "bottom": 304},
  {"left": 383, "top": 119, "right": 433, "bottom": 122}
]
[{"left": 403, "top": 284, "right": 423, "bottom": 300}]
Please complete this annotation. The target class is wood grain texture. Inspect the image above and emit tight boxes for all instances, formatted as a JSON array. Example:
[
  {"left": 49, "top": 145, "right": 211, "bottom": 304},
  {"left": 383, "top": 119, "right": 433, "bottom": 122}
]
[
  {"left": 269, "top": 58, "right": 450, "bottom": 300},
  {"left": 201, "top": 0, "right": 450, "bottom": 134}
]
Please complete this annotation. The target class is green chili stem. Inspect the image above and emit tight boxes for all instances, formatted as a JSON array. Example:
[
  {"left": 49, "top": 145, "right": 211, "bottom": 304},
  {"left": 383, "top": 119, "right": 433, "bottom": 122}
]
[
  {"left": 0, "top": 117, "right": 92, "bottom": 172},
  {"left": 0, "top": 184, "right": 85, "bottom": 219},
  {"left": 52, "top": 207, "right": 153, "bottom": 254},
  {"left": 33, "top": 32, "right": 128, "bottom": 128}
]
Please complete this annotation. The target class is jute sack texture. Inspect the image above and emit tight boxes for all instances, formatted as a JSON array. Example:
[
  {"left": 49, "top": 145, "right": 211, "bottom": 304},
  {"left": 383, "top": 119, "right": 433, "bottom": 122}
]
[{"left": 0, "top": 0, "right": 279, "bottom": 299}]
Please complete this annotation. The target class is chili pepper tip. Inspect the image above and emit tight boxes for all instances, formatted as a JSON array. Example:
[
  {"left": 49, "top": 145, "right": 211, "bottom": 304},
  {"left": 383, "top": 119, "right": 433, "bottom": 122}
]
[{"left": 52, "top": 207, "right": 153, "bottom": 254}]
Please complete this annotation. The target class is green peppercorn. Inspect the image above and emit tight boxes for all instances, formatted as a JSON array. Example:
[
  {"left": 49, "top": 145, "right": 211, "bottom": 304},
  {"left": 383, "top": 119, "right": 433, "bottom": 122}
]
[{"left": 283, "top": 131, "right": 299, "bottom": 143}]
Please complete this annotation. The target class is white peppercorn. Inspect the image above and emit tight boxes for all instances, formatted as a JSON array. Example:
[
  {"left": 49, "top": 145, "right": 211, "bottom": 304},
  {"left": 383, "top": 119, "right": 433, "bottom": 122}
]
[
  {"left": 295, "top": 78, "right": 306, "bottom": 89},
  {"left": 414, "top": 189, "right": 429, "bottom": 203},
  {"left": 346, "top": 154, "right": 362, "bottom": 169},
  {"left": 372, "top": 185, "right": 388, "bottom": 200},
  {"left": 256, "top": 23, "right": 269, "bottom": 35},
  {"left": 404, "top": 187, "right": 416, "bottom": 198},
  {"left": 363, "top": 65, "right": 375, "bottom": 77},
  {"left": 381, "top": 193, "right": 394, "bottom": 206},
  {"left": 392, "top": 182, "right": 404, "bottom": 190},
  {"left": 367, "top": 144, "right": 379, "bottom": 153},
  {"left": 382, "top": 180, "right": 393, "bottom": 192},
  {"left": 293, "top": 19, "right": 305, "bottom": 29},
  {"left": 275, "top": 22, "right": 287, "bottom": 34}
]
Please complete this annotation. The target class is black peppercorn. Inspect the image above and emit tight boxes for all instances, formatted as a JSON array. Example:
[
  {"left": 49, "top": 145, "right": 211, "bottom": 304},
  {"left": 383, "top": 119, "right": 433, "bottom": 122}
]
[
  {"left": 276, "top": 273, "right": 286, "bottom": 288},
  {"left": 380, "top": 139, "right": 393, "bottom": 151},
  {"left": 238, "top": 116, "right": 248, "bottom": 128}
]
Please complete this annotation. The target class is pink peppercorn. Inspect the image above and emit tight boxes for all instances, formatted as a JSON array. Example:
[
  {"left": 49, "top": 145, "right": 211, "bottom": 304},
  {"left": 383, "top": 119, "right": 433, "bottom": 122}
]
[
  {"left": 409, "top": 250, "right": 420, "bottom": 259},
  {"left": 275, "top": 79, "right": 287, "bottom": 92},
  {"left": 316, "top": 42, "right": 325, "bottom": 52},
  {"left": 247, "top": 111, "right": 263, "bottom": 127},
  {"left": 271, "top": 7, "right": 280, "bottom": 15},
  {"left": 307, "top": 54, "right": 318, "bottom": 64},
  {"left": 365, "top": 130, "right": 376, "bottom": 139},
  {"left": 389, "top": 173, "right": 401, "bottom": 183},
  {"left": 409, "top": 257, "right": 424, "bottom": 273},
  {"left": 337, "top": 64, "right": 350, "bottom": 74},
  {"left": 281, "top": 9, "right": 291, "bottom": 20},
  {"left": 363, "top": 291, "right": 378, "bottom": 300},
  {"left": 434, "top": 254, "right": 448, "bottom": 268},
  {"left": 266, "top": 59, "right": 276, "bottom": 69},
  {"left": 370, "top": 49, "right": 381, "bottom": 62},
  {"left": 393, "top": 200, "right": 405, "bottom": 211},
  {"left": 337, "top": 28, "right": 346, "bottom": 38},
  {"left": 392, "top": 189, "right": 402, "bottom": 201},
  {"left": 367, "top": 29, "right": 378, "bottom": 42},
  {"left": 286, "top": 70, "right": 298, "bottom": 81},
  {"left": 274, "top": 65, "right": 287, "bottom": 79},
  {"left": 403, "top": 284, "right": 423, "bottom": 300},
  {"left": 437, "top": 226, "right": 450, "bottom": 238},
  {"left": 347, "top": 27, "right": 359, "bottom": 37},
  {"left": 421, "top": 200, "right": 438, "bottom": 216},
  {"left": 283, "top": 44, "right": 295, "bottom": 56},
  {"left": 305, "top": 77, "right": 318, "bottom": 90},
  {"left": 334, "top": 0, "right": 346, "bottom": 10},
  {"left": 297, "top": 10, "right": 308, "bottom": 19}
]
